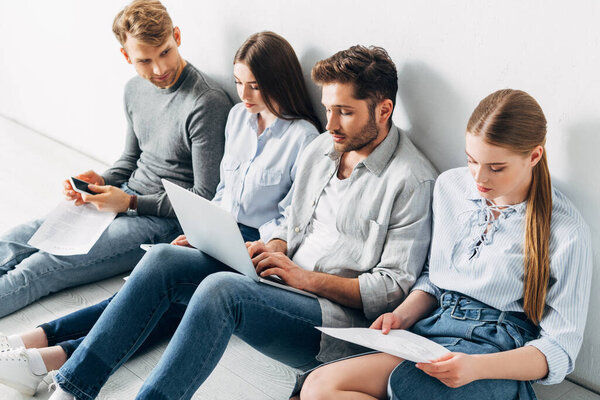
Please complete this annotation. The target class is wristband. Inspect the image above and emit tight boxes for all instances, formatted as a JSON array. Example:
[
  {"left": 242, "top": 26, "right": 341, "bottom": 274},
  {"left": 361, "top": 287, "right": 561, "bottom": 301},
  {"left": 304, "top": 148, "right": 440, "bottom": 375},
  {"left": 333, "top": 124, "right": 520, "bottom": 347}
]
[{"left": 126, "top": 194, "right": 138, "bottom": 216}]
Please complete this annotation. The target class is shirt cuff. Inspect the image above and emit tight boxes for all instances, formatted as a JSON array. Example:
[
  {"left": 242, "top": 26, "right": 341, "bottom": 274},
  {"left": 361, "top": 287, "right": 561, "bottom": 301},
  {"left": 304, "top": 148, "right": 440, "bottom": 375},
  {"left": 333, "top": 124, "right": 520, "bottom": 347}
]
[
  {"left": 358, "top": 272, "right": 403, "bottom": 321},
  {"left": 410, "top": 274, "right": 441, "bottom": 298},
  {"left": 270, "top": 225, "right": 288, "bottom": 243},
  {"left": 525, "top": 337, "right": 572, "bottom": 385},
  {"left": 258, "top": 222, "right": 275, "bottom": 243}
]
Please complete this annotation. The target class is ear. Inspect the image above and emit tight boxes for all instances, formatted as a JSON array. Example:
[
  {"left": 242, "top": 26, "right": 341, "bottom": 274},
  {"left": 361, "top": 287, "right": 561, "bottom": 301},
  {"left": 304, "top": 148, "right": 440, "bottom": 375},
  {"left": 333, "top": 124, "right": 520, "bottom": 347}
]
[
  {"left": 529, "top": 145, "right": 544, "bottom": 167},
  {"left": 377, "top": 99, "right": 394, "bottom": 126},
  {"left": 173, "top": 26, "right": 182, "bottom": 47},
  {"left": 120, "top": 48, "right": 132, "bottom": 64}
]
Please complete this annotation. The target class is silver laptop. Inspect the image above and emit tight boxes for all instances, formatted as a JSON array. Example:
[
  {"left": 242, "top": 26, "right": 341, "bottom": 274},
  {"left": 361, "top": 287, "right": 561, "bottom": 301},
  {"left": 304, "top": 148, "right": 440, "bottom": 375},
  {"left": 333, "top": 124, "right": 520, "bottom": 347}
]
[{"left": 162, "top": 179, "right": 317, "bottom": 299}]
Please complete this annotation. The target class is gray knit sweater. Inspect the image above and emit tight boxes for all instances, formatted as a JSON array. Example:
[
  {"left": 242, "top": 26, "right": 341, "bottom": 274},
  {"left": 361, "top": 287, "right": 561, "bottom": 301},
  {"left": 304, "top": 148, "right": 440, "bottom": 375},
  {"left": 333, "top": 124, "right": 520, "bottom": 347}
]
[{"left": 102, "top": 62, "right": 232, "bottom": 217}]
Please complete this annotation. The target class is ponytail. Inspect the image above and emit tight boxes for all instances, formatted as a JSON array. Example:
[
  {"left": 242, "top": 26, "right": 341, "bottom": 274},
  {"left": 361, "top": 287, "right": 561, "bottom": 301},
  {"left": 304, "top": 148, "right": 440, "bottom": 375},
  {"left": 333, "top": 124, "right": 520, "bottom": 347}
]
[{"left": 523, "top": 151, "right": 552, "bottom": 324}]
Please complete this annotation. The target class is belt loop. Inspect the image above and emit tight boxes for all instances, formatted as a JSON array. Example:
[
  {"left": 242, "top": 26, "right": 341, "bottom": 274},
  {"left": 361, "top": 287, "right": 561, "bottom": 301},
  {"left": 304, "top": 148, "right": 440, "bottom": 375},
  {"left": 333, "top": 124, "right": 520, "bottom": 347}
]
[{"left": 498, "top": 311, "right": 506, "bottom": 325}]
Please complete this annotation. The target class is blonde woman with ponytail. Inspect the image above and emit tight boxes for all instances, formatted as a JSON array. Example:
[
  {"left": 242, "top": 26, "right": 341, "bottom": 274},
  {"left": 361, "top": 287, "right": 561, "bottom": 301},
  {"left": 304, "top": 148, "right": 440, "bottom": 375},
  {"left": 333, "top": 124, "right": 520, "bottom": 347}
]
[{"left": 295, "top": 89, "right": 592, "bottom": 400}]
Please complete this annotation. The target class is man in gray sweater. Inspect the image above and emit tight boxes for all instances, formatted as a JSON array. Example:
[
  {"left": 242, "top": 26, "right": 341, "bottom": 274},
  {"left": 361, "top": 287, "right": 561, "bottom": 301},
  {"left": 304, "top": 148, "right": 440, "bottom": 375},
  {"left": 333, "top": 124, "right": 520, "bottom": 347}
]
[{"left": 0, "top": 0, "right": 231, "bottom": 317}]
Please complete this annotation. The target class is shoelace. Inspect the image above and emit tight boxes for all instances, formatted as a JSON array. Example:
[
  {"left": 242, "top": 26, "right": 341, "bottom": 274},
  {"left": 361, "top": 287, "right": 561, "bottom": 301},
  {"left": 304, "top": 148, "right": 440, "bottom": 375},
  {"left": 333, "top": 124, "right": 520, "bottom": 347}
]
[
  {"left": 0, "top": 349, "right": 28, "bottom": 362},
  {"left": 456, "top": 199, "right": 521, "bottom": 261},
  {"left": 0, "top": 335, "right": 11, "bottom": 351},
  {"left": 44, "top": 370, "right": 58, "bottom": 386}
]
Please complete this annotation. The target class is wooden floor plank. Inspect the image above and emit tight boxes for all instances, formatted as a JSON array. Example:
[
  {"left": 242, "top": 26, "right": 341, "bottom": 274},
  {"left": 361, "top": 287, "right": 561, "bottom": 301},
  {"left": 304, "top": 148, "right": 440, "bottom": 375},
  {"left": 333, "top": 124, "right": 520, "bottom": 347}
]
[{"left": 220, "top": 335, "right": 297, "bottom": 399}]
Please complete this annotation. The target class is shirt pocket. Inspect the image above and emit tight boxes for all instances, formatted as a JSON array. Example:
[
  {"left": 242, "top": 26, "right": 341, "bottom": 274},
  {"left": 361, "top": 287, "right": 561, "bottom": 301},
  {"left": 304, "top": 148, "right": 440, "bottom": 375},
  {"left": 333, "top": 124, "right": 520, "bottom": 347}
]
[
  {"left": 254, "top": 168, "right": 283, "bottom": 186},
  {"left": 347, "top": 219, "right": 387, "bottom": 268}
]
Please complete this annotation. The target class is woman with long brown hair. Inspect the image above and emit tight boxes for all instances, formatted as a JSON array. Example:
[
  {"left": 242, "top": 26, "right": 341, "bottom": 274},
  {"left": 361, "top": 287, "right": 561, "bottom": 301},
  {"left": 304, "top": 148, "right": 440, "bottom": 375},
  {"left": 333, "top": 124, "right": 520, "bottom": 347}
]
[{"left": 296, "top": 89, "right": 592, "bottom": 400}]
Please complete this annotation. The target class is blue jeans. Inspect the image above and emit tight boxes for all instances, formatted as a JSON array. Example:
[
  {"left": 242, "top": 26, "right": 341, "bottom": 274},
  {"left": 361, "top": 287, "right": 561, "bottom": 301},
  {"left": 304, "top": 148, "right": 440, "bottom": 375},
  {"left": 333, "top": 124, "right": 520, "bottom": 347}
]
[
  {"left": 55, "top": 251, "right": 322, "bottom": 400},
  {"left": 39, "top": 223, "right": 260, "bottom": 358},
  {"left": 388, "top": 292, "right": 540, "bottom": 400},
  {"left": 0, "top": 185, "right": 182, "bottom": 317}
]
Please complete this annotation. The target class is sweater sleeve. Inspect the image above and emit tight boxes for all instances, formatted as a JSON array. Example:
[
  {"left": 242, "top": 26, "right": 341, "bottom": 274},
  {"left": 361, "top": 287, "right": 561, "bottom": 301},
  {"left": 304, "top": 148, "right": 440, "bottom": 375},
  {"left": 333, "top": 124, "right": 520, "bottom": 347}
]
[{"left": 136, "top": 89, "right": 231, "bottom": 217}]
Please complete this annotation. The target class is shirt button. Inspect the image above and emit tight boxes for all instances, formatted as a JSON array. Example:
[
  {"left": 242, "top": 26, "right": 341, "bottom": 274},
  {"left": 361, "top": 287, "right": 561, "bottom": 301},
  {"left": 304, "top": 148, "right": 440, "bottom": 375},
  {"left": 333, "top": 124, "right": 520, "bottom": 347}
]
[
  {"left": 294, "top": 226, "right": 300, "bottom": 233},
  {"left": 311, "top": 200, "right": 316, "bottom": 206}
]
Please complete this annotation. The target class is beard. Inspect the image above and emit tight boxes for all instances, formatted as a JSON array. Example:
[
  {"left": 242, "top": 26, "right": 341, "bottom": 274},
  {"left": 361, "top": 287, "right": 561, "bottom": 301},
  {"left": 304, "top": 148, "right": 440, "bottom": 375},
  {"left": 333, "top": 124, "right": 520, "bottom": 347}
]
[
  {"left": 149, "top": 57, "right": 183, "bottom": 89},
  {"left": 331, "top": 111, "right": 379, "bottom": 153}
]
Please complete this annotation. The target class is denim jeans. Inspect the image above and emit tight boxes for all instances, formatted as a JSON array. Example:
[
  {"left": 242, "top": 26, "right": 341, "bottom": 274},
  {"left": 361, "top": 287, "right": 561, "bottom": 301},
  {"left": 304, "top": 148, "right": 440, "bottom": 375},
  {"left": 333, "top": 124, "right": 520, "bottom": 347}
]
[
  {"left": 0, "top": 184, "right": 182, "bottom": 317},
  {"left": 388, "top": 291, "right": 540, "bottom": 400},
  {"left": 55, "top": 251, "right": 322, "bottom": 400},
  {"left": 40, "top": 223, "right": 260, "bottom": 358}
]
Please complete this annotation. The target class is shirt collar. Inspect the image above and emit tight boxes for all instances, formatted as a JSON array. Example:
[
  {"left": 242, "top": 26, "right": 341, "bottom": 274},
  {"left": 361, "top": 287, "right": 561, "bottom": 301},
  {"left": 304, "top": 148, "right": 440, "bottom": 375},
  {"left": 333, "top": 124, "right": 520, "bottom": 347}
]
[
  {"left": 246, "top": 112, "right": 291, "bottom": 138},
  {"left": 325, "top": 124, "right": 400, "bottom": 176}
]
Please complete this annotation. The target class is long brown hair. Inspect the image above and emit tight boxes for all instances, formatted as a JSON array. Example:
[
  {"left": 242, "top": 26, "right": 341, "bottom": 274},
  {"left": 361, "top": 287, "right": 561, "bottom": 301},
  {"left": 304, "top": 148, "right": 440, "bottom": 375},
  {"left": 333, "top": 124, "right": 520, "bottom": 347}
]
[
  {"left": 234, "top": 32, "right": 322, "bottom": 132},
  {"left": 467, "top": 89, "right": 551, "bottom": 325}
]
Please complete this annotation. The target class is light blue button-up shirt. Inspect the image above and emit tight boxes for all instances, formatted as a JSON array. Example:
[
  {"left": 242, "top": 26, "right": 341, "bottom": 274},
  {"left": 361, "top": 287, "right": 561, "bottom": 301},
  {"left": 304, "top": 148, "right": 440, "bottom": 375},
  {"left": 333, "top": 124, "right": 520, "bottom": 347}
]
[
  {"left": 413, "top": 167, "right": 593, "bottom": 385},
  {"left": 212, "top": 103, "right": 319, "bottom": 242},
  {"left": 272, "top": 125, "right": 438, "bottom": 362}
]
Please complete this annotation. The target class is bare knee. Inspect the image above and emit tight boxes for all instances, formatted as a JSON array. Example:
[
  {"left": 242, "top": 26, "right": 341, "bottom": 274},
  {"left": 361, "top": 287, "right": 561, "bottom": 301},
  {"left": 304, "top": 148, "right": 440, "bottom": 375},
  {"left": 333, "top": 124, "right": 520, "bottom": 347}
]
[{"left": 300, "top": 367, "right": 337, "bottom": 400}]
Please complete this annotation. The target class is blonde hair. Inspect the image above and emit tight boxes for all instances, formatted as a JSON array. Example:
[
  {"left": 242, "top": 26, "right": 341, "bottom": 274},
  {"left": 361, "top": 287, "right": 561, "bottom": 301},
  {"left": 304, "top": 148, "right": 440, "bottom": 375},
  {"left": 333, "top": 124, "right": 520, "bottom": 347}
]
[
  {"left": 467, "top": 89, "right": 551, "bottom": 325},
  {"left": 112, "top": 0, "right": 173, "bottom": 47}
]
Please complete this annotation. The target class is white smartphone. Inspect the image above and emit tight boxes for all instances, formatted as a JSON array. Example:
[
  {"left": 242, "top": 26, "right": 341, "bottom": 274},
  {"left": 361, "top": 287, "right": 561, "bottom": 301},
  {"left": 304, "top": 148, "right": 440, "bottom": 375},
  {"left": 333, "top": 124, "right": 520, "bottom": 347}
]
[
  {"left": 140, "top": 244, "right": 155, "bottom": 251},
  {"left": 69, "top": 177, "right": 95, "bottom": 195}
]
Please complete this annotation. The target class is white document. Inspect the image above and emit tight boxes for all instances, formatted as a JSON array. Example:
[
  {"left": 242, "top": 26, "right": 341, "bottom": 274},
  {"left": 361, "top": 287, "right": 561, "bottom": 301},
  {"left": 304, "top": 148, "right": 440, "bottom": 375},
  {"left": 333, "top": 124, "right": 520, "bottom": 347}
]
[
  {"left": 28, "top": 201, "right": 117, "bottom": 256},
  {"left": 317, "top": 327, "right": 450, "bottom": 363}
]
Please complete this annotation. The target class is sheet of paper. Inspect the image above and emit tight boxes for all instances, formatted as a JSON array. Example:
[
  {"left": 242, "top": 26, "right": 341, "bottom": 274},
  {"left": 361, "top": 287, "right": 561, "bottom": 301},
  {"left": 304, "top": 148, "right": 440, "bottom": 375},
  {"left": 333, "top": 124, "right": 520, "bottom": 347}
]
[
  {"left": 28, "top": 201, "right": 117, "bottom": 256},
  {"left": 317, "top": 327, "right": 450, "bottom": 363}
]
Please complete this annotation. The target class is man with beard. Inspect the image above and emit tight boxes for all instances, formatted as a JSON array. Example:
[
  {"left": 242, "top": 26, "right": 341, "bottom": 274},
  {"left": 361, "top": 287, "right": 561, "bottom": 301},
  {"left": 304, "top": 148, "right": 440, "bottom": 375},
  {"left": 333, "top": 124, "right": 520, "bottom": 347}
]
[
  {"left": 47, "top": 45, "right": 437, "bottom": 400},
  {"left": 0, "top": 0, "right": 231, "bottom": 318}
]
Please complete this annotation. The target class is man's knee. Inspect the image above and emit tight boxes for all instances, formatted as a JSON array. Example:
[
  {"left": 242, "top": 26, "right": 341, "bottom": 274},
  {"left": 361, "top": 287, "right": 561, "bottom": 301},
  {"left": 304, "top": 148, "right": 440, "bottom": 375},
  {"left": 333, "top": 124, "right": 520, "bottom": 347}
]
[
  {"left": 198, "top": 272, "right": 246, "bottom": 295},
  {"left": 194, "top": 272, "right": 249, "bottom": 308},
  {"left": 132, "top": 243, "right": 175, "bottom": 277}
]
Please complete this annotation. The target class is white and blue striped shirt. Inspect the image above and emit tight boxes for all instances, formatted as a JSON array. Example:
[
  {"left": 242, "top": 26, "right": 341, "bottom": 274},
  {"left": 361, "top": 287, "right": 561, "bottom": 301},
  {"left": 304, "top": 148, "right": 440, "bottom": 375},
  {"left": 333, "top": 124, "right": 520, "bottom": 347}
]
[
  {"left": 211, "top": 103, "right": 319, "bottom": 242},
  {"left": 412, "top": 167, "right": 593, "bottom": 385}
]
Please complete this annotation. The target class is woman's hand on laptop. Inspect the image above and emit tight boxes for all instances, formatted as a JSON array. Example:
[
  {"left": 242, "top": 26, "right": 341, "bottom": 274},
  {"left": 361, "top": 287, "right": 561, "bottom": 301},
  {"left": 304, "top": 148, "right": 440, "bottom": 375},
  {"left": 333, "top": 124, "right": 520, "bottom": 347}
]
[{"left": 171, "top": 234, "right": 194, "bottom": 248}]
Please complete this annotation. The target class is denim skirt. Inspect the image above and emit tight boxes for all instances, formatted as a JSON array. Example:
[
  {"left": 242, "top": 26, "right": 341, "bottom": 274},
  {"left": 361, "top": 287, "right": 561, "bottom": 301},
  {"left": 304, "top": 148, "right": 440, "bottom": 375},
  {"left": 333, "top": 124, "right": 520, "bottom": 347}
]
[{"left": 387, "top": 291, "right": 540, "bottom": 400}]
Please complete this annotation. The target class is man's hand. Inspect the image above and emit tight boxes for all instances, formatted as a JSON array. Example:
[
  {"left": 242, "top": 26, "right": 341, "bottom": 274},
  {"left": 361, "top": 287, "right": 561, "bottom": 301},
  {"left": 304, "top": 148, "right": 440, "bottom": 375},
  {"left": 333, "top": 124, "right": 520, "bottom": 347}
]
[
  {"left": 81, "top": 185, "right": 131, "bottom": 213},
  {"left": 245, "top": 239, "right": 287, "bottom": 260},
  {"left": 171, "top": 234, "right": 194, "bottom": 248},
  {"left": 252, "top": 251, "right": 312, "bottom": 291},
  {"left": 369, "top": 311, "right": 407, "bottom": 334},
  {"left": 63, "top": 170, "right": 105, "bottom": 206},
  {"left": 416, "top": 352, "right": 481, "bottom": 388}
]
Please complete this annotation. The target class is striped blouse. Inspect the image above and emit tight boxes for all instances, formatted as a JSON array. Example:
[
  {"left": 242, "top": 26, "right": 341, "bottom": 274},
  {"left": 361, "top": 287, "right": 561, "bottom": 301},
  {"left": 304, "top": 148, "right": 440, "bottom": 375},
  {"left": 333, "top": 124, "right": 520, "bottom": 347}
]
[{"left": 412, "top": 167, "right": 593, "bottom": 385}]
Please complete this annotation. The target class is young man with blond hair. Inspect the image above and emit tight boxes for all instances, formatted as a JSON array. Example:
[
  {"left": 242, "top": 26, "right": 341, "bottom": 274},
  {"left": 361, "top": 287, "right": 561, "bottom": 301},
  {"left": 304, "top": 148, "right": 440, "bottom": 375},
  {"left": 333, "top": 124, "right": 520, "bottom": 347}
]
[{"left": 0, "top": 0, "right": 231, "bottom": 319}]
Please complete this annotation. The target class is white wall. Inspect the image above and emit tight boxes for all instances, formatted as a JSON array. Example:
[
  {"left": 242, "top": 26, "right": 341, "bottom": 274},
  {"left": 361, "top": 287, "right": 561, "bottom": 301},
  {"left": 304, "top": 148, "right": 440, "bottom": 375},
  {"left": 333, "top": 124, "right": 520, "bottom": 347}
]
[{"left": 1, "top": 0, "right": 599, "bottom": 391}]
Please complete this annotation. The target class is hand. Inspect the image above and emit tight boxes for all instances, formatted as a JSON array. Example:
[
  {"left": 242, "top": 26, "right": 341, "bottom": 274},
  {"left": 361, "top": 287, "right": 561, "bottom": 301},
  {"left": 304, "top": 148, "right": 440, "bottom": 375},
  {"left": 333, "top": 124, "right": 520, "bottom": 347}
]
[
  {"left": 246, "top": 240, "right": 269, "bottom": 260},
  {"left": 63, "top": 170, "right": 105, "bottom": 205},
  {"left": 416, "top": 352, "right": 480, "bottom": 388},
  {"left": 81, "top": 185, "right": 131, "bottom": 213},
  {"left": 252, "top": 251, "right": 312, "bottom": 291},
  {"left": 171, "top": 234, "right": 194, "bottom": 248},
  {"left": 370, "top": 311, "right": 406, "bottom": 334},
  {"left": 246, "top": 239, "right": 287, "bottom": 261}
]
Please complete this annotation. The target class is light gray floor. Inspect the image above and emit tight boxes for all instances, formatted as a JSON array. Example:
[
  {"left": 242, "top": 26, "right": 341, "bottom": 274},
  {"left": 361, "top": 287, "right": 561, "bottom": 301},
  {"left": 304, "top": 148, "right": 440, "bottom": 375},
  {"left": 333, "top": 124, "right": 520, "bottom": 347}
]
[{"left": 0, "top": 115, "right": 598, "bottom": 399}]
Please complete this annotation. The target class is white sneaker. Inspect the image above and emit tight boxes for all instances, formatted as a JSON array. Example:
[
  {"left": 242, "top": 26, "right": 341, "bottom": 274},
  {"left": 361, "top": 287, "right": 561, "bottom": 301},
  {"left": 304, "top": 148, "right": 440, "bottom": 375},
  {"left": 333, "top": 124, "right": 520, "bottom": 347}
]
[
  {"left": 48, "top": 382, "right": 76, "bottom": 400},
  {"left": 0, "top": 333, "right": 11, "bottom": 351},
  {"left": 0, "top": 348, "right": 46, "bottom": 395}
]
